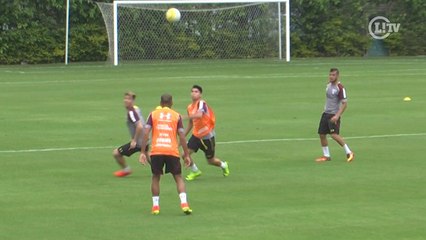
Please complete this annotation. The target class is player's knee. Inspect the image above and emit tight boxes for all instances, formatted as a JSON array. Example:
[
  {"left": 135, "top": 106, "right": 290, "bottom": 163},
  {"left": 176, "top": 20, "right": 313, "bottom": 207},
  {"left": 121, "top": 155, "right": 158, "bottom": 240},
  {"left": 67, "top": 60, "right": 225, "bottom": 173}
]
[
  {"left": 113, "top": 149, "right": 121, "bottom": 157},
  {"left": 152, "top": 174, "right": 161, "bottom": 180},
  {"left": 330, "top": 133, "right": 339, "bottom": 140},
  {"left": 319, "top": 134, "right": 327, "bottom": 139},
  {"left": 206, "top": 157, "right": 215, "bottom": 165}
]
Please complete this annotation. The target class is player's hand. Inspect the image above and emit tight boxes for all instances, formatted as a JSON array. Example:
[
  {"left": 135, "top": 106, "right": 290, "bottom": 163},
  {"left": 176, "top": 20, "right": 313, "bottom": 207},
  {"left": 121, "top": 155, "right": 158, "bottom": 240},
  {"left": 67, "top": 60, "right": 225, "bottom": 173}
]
[
  {"left": 183, "top": 155, "right": 192, "bottom": 168},
  {"left": 129, "top": 140, "right": 137, "bottom": 149},
  {"left": 330, "top": 115, "right": 339, "bottom": 124},
  {"left": 139, "top": 152, "right": 148, "bottom": 165}
]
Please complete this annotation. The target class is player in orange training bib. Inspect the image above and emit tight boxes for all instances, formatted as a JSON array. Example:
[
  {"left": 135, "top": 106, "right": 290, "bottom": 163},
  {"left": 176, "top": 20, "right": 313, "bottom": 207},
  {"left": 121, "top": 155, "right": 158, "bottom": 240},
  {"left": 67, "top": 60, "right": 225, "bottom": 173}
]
[
  {"left": 139, "top": 94, "right": 193, "bottom": 215},
  {"left": 184, "top": 85, "right": 230, "bottom": 181}
]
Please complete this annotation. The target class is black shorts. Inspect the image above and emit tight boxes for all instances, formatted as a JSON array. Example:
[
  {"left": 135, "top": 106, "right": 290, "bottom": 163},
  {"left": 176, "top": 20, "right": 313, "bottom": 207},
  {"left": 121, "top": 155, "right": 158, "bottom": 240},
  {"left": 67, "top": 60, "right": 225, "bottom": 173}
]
[
  {"left": 117, "top": 142, "right": 149, "bottom": 157},
  {"left": 150, "top": 155, "right": 181, "bottom": 175},
  {"left": 187, "top": 135, "right": 215, "bottom": 159},
  {"left": 318, "top": 113, "right": 341, "bottom": 135}
]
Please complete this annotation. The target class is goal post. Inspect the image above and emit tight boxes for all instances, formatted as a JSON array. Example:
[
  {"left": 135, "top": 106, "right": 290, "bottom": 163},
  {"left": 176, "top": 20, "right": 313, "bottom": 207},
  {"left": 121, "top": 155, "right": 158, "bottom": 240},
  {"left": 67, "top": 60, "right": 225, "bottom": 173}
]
[{"left": 103, "top": 0, "right": 290, "bottom": 65}]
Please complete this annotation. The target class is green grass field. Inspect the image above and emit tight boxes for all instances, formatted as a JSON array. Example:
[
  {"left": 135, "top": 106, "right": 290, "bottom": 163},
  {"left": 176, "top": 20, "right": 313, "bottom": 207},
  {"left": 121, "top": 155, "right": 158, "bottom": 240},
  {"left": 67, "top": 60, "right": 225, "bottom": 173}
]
[{"left": 1, "top": 57, "right": 425, "bottom": 240}]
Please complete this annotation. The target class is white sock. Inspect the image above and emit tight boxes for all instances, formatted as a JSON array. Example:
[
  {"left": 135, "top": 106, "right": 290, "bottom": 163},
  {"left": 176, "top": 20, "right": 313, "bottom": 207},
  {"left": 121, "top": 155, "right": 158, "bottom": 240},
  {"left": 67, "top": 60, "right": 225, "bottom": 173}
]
[
  {"left": 152, "top": 196, "right": 159, "bottom": 207},
  {"left": 322, "top": 146, "right": 330, "bottom": 157},
  {"left": 220, "top": 161, "right": 227, "bottom": 169},
  {"left": 191, "top": 163, "right": 199, "bottom": 172},
  {"left": 123, "top": 166, "right": 131, "bottom": 172},
  {"left": 179, "top": 193, "right": 187, "bottom": 204},
  {"left": 343, "top": 144, "right": 352, "bottom": 154}
]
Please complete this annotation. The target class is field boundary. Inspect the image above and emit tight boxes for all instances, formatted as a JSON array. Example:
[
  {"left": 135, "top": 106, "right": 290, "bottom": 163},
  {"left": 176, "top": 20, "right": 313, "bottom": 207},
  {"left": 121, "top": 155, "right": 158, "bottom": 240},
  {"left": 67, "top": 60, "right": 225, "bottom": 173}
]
[{"left": 0, "top": 132, "right": 425, "bottom": 154}]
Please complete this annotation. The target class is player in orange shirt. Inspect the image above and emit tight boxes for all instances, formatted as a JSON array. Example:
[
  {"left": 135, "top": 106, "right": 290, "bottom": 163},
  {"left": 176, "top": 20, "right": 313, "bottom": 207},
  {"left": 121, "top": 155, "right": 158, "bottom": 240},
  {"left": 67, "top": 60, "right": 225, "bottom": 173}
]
[
  {"left": 139, "top": 94, "right": 192, "bottom": 215},
  {"left": 184, "top": 85, "right": 229, "bottom": 181}
]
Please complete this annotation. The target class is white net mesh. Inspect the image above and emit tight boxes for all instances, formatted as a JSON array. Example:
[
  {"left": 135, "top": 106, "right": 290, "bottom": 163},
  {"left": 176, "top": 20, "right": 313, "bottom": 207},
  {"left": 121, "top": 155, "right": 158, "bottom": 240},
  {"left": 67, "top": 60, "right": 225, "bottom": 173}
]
[{"left": 97, "top": 2, "right": 287, "bottom": 63}]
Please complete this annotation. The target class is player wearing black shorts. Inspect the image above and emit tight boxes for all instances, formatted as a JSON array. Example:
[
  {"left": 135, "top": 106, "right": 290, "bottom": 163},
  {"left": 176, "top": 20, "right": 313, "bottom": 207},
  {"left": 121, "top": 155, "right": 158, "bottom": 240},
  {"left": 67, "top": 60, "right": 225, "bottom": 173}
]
[
  {"left": 138, "top": 94, "right": 192, "bottom": 215},
  {"left": 112, "top": 91, "right": 147, "bottom": 177},
  {"left": 316, "top": 68, "right": 354, "bottom": 163},
  {"left": 184, "top": 85, "right": 230, "bottom": 181},
  {"left": 187, "top": 135, "right": 216, "bottom": 159}
]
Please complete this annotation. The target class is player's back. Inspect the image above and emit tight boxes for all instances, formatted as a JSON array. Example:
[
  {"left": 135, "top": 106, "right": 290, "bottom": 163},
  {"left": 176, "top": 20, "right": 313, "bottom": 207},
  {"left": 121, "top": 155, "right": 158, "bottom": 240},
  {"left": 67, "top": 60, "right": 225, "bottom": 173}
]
[{"left": 149, "top": 107, "right": 182, "bottom": 157}]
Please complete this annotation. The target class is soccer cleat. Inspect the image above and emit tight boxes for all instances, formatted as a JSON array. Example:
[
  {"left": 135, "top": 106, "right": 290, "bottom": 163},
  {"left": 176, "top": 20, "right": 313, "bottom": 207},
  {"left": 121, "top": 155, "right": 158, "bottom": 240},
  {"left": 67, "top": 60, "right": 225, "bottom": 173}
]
[
  {"left": 222, "top": 161, "right": 230, "bottom": 177},
  {"left": 315, "top": 156, "right": 331, "bottom": 162},
  {"left": 114, "top": 170, "right": 132, "bottom": 177},
  {"left": 151, "top": 205, "right": 160, "bottom": 215},
  {"left": 347, "top": 152, "right": 355, "bottom": 163},
  {"left": 181, "top": 203, "right": 192, "bottom": 215},
  {"left": 185, "top": 170, "right": 202, "bottom": 181}
]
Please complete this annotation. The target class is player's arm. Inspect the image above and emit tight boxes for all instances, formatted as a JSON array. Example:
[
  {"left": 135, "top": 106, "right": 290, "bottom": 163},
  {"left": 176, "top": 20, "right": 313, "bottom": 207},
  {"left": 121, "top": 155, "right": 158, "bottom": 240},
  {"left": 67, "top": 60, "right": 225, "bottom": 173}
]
[
  {"left": 189, "top": 110, "right": 203, "bottom": 119},
  {"left": 332, "top": 101, "right": 347, "bottom": 123},
  {"left": 184, "top": 118, "right": 193, "bottom": 137},
  {"left": 188, "top": 101, "right": 206, "bottom": 120},
  {"left": 139, "top": 114, "right": 152, "bottom": 165},
  {"left": 130, "top": 120, "right": 143, "bottom": 149},
  {"left": 128, "top": 110, "right": 142, "bottom": 149},
  {"left": 178, "top": 116, "right": 192, "bottom": 167},
  {"left": 331, "top": 86, "right": 348, "bottom": 123}
]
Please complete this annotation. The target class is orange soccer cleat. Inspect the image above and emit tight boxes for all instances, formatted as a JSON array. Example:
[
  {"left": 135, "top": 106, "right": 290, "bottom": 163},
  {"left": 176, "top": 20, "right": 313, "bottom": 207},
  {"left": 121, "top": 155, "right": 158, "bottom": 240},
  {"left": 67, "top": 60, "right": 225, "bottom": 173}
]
[
  {"left": 152, "top": 205, "right": 160, "bottom": 215},
  {"left": 315, "top": 156, "right": 331, "bottom": 162},
  {"left": 114, "top": 170, "right": 132, "bottom": 177}
]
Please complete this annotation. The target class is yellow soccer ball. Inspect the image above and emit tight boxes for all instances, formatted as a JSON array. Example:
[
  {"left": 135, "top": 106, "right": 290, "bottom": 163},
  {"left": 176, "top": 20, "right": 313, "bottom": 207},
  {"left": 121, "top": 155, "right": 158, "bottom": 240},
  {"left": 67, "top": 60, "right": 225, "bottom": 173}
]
[{"left": 166, "top": 8, "right": 181, "bottom": 23}]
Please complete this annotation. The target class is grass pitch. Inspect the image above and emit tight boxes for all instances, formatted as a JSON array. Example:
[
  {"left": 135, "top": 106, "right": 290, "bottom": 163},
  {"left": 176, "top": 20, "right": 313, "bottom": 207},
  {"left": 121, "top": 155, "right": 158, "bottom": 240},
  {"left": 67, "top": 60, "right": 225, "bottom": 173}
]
[{"left": 0, "top": 57, "right": 425, "bottom": 240}]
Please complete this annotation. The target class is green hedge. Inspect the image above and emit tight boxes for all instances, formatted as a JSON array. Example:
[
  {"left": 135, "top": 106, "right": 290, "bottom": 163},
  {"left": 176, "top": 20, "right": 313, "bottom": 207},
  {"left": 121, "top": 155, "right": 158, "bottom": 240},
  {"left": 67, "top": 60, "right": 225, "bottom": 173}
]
[{"left": 0, "top": 0, "right": 424, "bottom": 64}]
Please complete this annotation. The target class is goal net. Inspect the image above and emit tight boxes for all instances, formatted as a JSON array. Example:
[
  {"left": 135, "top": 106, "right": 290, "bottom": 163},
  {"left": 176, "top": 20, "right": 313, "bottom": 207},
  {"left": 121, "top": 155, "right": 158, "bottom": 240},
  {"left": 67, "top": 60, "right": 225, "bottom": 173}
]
[{"left": 97, "top": 0, "right": 290, "bottom": 65}]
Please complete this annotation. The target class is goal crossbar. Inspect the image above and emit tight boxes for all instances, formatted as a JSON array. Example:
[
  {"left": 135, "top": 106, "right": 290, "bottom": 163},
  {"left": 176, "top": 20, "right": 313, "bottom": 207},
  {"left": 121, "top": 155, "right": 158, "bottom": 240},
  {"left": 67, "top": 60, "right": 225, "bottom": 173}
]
[{"left": 113, "top": 0, "right": 290, "bottom": 65}]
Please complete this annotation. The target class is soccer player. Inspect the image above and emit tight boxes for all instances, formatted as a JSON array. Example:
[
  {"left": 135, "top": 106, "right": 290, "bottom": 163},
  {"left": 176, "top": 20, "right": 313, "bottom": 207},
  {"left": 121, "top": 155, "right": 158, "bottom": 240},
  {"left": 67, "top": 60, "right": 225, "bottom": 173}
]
[
  {"left": 184, "top": 85, "right": 229, "bottom": 181},
  {"left": 139, "top": 94, "right": 193, "bottom": 215},
  {"left": 316, "top": 68, "right": 355, "bottom": 163},
  {"left": 112, "top": 91, "right": 146, "bottom": 177}
]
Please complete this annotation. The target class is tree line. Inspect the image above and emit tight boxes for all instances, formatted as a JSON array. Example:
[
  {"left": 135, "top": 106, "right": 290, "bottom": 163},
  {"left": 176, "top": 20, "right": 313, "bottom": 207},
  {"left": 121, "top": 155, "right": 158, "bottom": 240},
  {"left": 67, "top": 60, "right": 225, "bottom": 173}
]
[{"left": 0, "top": 0, "right": 424, "bottom": 64}]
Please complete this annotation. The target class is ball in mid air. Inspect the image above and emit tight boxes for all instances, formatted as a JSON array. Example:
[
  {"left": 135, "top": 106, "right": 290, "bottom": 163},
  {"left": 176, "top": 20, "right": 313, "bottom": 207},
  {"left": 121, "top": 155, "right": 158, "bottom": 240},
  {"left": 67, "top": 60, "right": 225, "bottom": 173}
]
[{"left": 166, "top": 8, "right": 181, "bottom": 23}]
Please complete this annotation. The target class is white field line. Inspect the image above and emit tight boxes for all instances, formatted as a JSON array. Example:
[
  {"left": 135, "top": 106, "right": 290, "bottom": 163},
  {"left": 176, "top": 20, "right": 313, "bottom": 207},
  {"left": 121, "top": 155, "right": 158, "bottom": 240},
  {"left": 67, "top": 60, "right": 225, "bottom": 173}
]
[
  {"left": 0, "top": 133, "right": 425, "bottom": 154},
  {"left": 1, "top": 71, "right": 425, "bottom": 85}
]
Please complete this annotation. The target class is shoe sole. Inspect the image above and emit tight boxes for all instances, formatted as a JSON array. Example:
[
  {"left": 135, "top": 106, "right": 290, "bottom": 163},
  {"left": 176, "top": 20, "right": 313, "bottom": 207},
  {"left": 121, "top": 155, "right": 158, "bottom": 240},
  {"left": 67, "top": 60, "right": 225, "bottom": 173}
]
[
  {"left": 315, "top": 159, "right": 331, "bottom": 162},
  {"left": 185, "top": 174, "right": 201, "bottom": 181},
  {"left": 114, "top": 172, "right": 132, "bottom": 177},
  {"left": 347, "top": 153, "right": 355, "bottom": 163},
  {"left": 182, "top": 208, "right": 192, "bottom": 215}
]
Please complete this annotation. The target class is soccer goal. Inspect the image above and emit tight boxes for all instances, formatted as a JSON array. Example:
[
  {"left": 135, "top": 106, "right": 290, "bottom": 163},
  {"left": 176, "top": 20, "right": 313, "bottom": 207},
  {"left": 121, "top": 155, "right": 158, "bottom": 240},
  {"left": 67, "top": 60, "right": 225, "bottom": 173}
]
[{"left": 97, "top": 0, "right": 290, "bottom": 65}]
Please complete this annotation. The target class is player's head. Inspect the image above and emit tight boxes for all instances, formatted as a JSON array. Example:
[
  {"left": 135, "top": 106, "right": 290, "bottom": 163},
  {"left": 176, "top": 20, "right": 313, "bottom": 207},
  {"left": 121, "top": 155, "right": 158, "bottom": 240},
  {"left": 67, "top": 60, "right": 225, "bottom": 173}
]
[
  {"left": 124, "top": 91, "right": 136, "bottom": 108},
  {"left": 191, "top": 85, "right": 203, "bottom": 101},
  {"left": 160, "top": 94, "right": 173, "bottom": 108},
  {"left": 329, "top": 68, "right": 339, "bottom": 83}
]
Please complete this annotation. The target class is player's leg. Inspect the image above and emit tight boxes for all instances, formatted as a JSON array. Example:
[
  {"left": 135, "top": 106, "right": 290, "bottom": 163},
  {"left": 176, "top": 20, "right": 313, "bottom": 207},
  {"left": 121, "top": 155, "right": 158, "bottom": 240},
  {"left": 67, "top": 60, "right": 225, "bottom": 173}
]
[
  {"left": 151, "top": 174, "right": 161, "bottom": 214},
  {"left": 329, "top": 117, "right": 354, "bottom": 162},
  {"left": 150, "top": 155, "right": 164, "bottom": 215},
  {"left": 166, "top": 156, "right": 192, "bottom": 215},
  {"left": 185, "top": 135, "right": 202, "bottom": 181},
  {"left": 173, "top": 174, "right": 192, "bottom": 215},
  {"left": 316, "top": 113, "right": 331, "bottom": 162},
  {"left": 112, "top": 143, "right": 134, "bottom": 177},
  {"left": 203, "top": 137, "right": 229, "bottom": 176},
  {"left": 330, "top": 134, "right": 354, "bottom": 162}
]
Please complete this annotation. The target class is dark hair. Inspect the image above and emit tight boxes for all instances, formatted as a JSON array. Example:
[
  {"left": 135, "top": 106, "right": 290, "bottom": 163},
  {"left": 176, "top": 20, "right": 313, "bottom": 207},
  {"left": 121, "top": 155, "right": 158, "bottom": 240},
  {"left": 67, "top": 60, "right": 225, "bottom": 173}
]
[
  {"left": 192, "top": 85, "right": 203, "bottom": 93},
  {"left": 124, "top": 91, "right": 136, "bottom": 100},
  {"left": 160, "top": 94, "right": 173, "bottom": 106},
  {"left": 330, "top": 68, "right": 339, "bottom": 75}
]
